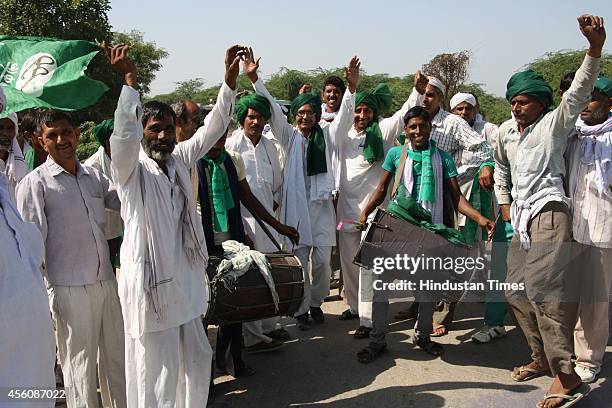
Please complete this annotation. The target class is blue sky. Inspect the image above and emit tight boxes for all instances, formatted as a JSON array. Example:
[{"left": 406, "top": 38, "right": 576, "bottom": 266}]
[{"left": 108, "top": 0, "right": 610, "bottom": 97}]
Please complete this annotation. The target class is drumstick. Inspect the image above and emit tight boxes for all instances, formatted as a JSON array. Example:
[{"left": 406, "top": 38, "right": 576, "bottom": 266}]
[{"left": 488, "top": 212, "right": 501, "bottom": 242}]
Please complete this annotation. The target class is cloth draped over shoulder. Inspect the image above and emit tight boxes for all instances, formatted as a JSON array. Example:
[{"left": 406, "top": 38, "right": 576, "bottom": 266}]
[
  {"left": 505, "top": 70, "right": 553, "bottom": 108},
  {"left": 291, "top": 91, "right": 327, "bottom": 175},
  {"left": 202, "top": 149, "right": 235, "bottom": 233},
  {"left": 235, "top": 94, "right": 271, "bottom": 125},
  {"left": 355, "top": 83, "right": 392, "bottom": 163},
  {"left": 575, "top": 114, "right": 612, "bottom": 197}
]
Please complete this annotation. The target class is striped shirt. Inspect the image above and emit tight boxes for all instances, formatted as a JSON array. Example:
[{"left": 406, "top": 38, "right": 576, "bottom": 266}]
[{"left": 566, "top": 131, "right": 611, "bottom": 248}]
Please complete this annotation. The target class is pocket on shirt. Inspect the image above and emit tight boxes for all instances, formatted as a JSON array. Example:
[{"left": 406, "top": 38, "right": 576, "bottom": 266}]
[{"left": 90, "top": 197, "right": 107, "bottom": 228}]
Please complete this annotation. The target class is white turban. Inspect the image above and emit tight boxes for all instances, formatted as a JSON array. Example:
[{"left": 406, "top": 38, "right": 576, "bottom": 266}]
[
  {"left": 450, "top": 92, "right": 477, "bottom": 110},
  {"left": 0, "top": 87, "right": 5, "bottom": 114},
  {"left": 427, "top": 77, "right": 446, "bottom": 95}
]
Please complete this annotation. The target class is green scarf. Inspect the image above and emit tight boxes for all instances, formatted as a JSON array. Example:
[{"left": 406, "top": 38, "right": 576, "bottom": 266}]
[
  {"left": 291, "top": 92, "right": 327, "bottom": 175},
  {"left": 203, "top": 149, "right": 235, "bottom": 233},
  {"left": 93, "top": 119, "right": 114, "bottom": 146},
  {"left": 460, "top": 162, "right": 494, "bottom": 245},
  {"left": 235, "top": 93, "right": 271, "bottom": 125},
  {"left": 24, "top": 148, "right": 36, "bottom": 172},
  {"left": 386, "top": 186, "right": 466, "bottom": 246},
  {"left": 355, "top": 84, "right": 392, "bottom": 163},
  {"left": 505, "top": 70, "right": 553, "bottom": 108},
  {"left": 407, "top": 140, "right": 437, "bottom": 202}
]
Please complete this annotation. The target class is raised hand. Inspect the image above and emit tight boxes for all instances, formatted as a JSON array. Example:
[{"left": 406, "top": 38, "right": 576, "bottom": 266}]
[
  {"left": 578, "top": 15, "right": 606, "bottom": 57},
  {"left": 242, "top": 47, "right": 260, "bottom": 83},
  {"left": 299, "top": 83, "right": 312, "bottom": 94},
  {"left": 225, "top": 45, "right": 247, "bottom": 90},
  {"left": 103, "top": 42, "right": 137, "bottom": 88},
  {"left": 414, "top": 70, "right": 428, "bottom": 95},
  {"left": 344, "top": 56, "right": 361, "bottom": 93}
]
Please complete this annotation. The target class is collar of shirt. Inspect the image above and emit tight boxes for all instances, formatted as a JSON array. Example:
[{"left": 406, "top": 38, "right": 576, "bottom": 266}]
[
  {"left": 44, "top": 156, "right": 88, "bottom": 178},
  {"left": 508, "top": 114, "right": 545, "bottom": 137},
  {"left": 431, "top": 109, "right": 449, "bottom": 127}
]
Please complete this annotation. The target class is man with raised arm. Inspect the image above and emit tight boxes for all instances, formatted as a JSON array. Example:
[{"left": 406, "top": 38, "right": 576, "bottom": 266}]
[
  {"left": 106, "top": 43, "right": 243, "bottom": 407},
  {"left": 495, "top": 15, "right": 605, "bottom": 408},
  {"left": 246, "top": 48, "right": 359, "bottom": 330}
]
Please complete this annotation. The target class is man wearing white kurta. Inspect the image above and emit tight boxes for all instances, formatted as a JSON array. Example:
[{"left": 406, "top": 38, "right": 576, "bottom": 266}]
[
  {"left": 226, "top": 100, "right": 287, "bottom": 348},
  {"left": 247, "top": 50, "right": 359, "bottom": 329},
  {"left": 106, "top": 44, "right": 241, "bottom": 407},
  {"left": 336, "top": 79, "right": 419, "bottom": 336},
  {"left": 0, "top": 109, "right": 27, "bottom": 203},
  {"left": 0, "top": 101, "right": 55, "bottom": 408}
]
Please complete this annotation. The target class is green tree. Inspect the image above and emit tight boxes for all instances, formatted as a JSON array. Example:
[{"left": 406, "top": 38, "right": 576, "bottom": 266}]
[
  {"left": 76, "top": 121, "right": 99, "bottom": 161},
  {"left": 174, "top": 78, "right": 205, "bottom": 100},
  {"left": 112, "top": 30, "right": 168, "bottom": 95}
]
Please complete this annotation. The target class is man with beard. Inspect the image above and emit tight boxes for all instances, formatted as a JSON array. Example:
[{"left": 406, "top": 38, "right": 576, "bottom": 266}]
[
  {"left": 247, "top": 48, "right": 359, "bottom": 330},
  {"left": 565, "top": 75, "right": 611, "bottom": 384},
  {"left": 106, "top": 43, "right": 243, "bottom": 406},
  {"left": 16, "top": 109, "right": 125, "bottom": 407},
  {"left": 495, "top": 15, "right": 605, "bottom": 408},
  {"left": 0, "top": 89, "right": 27, "bottom": 202}
]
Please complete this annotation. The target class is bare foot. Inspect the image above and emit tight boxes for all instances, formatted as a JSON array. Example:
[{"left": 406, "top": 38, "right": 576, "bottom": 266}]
[
  {"left": 537, "top": 372, "right": 583, "bottom": 408},
  {"left": 432, "top": 323, "right": 447, "bottom": 336},
  {"left": 511, "top": 360, "right": 550, "bottom": 382}
]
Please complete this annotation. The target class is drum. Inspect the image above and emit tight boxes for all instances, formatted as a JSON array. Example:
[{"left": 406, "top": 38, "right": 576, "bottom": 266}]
[
  {"left": 205, "top": 253, "right": 304, "bottom": 325},
  {"left": 354, "top": 207, "right": 481, "bottom": 302}
]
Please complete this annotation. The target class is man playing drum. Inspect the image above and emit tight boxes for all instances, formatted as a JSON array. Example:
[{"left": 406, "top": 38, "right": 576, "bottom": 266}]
[{"left": 355, "top": 106, "right": 495, "bottom": 363}]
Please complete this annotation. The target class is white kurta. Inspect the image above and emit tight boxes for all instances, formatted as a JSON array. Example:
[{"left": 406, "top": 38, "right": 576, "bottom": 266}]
[
  {"left": 111, "top": 83, "right": 235, "bottom": 337},
  {"left": 0, "top": 175, "right": 55, "bottom": 408},
  {"left": 226, "top": 131, "right": 282, "bottom": 252},
  {"left": 253, "top": 78, "right": 355, "bottom": 248},
  {"left": 84, "top": 146, "right": 123, "bottom": 240}
]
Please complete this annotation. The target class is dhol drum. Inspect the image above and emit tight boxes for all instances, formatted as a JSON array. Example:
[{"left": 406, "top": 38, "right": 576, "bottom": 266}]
[
  {"left": 354, "top": 207, "right": 482, "bottom": 303},
  {"left": 205, "top": 253, "right": 304, "bottom": 325}
]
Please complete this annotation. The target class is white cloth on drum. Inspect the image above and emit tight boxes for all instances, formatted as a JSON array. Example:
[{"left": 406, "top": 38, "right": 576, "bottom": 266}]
[
  {"left": 125, "top": 318, "right": 212, "bottom": 408},
  {"left": 217, "top": 240, "right": 279, "bottom": 311}
]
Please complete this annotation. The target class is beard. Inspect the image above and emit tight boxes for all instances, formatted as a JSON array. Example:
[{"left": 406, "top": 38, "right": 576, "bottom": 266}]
[{"left": 141, "top": 138, "right": 175, "bottom": 161}]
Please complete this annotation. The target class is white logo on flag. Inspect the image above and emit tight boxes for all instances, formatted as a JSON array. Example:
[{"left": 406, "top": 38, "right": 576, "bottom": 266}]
[{"left": 15, "top": 53, "right": 57, "bottom": 97}]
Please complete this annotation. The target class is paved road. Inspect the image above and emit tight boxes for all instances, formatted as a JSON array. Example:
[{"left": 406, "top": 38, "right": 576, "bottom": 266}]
[{"left": 210, "top": 298, "right": 611, "bottom": 408}]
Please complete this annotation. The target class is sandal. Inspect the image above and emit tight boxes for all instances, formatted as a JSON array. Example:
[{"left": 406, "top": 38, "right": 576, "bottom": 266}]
[
  {"left": 511, "top": 365, "right": 550, "bottom": 382},
  {"left": 339, "top": 309, "right": 358, "bottom": 320},
  {"left": 536, "top": 384, "right": 589, "bottom": 408},
  {"left": 415, "top": 338, "right": 444, "bottom": 356},
  {"left": 357, "top": 345, "right": 387, "bottom": 363},
  {"left": 431, "top": 323, "right": 448, "bottom": 337},
  {"left": 353, "top": 326, "right": 372, "bottom": 339}
]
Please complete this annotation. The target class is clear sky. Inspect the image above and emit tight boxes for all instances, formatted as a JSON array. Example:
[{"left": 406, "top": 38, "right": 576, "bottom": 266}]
[{"left": 108, "top": 0, "right": 610, "bottom": 97}]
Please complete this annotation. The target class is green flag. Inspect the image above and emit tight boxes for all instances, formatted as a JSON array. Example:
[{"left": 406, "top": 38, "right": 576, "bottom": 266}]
[{"left": 0, "top": 36, "right": 108, "bottom": 113}]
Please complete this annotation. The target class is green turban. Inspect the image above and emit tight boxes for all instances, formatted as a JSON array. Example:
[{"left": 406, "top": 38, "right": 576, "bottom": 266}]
[
  {"left": 93, "top": 119, "right": 114, "bottom": 146},
  {"left": 291, "top": 91, "right": 327, "bottom": 176},
  {"left": 235, "top": 94, "right": 271, "bottom": 125},
  {"left": 594, "top": 75, "right": 612, "bottom": 97},
  {"left": 355, "top": 84, "right": 393, "bottom": 163},
  {"left": 505, "top": 70, "right": 553, "bottom": 108}
]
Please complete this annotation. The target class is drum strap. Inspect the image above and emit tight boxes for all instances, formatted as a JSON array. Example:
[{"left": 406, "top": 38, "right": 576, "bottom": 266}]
[{"left": 391, "top": 143, "right": 409, "bottom": 199}]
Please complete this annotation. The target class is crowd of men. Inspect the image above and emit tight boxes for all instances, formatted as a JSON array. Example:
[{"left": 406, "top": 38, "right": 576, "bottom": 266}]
[{"left": 0, "top": 13, "right": 609, "bottom": 408}]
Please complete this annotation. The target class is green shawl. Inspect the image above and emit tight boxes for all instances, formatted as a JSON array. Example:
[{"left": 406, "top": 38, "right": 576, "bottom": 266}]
[
  {"left": 355, "top": 83, "right": 392, "bottom": 163},
  {"left": 203, "top": 149, "right": 235, "bottom": 232}
]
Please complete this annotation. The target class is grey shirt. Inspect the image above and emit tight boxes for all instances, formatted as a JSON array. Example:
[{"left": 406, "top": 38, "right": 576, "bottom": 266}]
[
  {"left": 494, "top": 55, "right": 600, "bottom": 214},
  {"left": 16, "top": 157, "right": 121, "bottom": 286}
]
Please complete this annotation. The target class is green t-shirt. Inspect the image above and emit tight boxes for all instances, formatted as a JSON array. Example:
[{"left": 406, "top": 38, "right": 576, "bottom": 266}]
[{"left": 382, "top": 145, "right": 458, "bottom": 199}]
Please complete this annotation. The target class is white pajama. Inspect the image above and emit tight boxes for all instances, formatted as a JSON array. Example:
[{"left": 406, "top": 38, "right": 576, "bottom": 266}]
[
  {"left": 48, "top": 279, "right": 126, "bottom": 408},
  {"left": 125, "top": 318, "right": 212, "bottom": 408},
  {"left": 243, "top": 318, "right": 281, "bottom": 347}
]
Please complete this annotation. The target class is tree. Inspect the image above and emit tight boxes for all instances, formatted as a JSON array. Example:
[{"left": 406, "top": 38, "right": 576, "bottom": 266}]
[
  {"left": 112, "top": 30, "right": 168, "bottom": 95},
  {"left": 174, "top": 78, "right": 205, "bottom": 100},
  {"left": 422, "top": 51, "right": 471, "bottom": 110},
  {"left": 76, "top": 121, "right": 99, "bottom": 161},
  {"left": 527, "top": 50, "right": 612, "bottom": 108}
]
